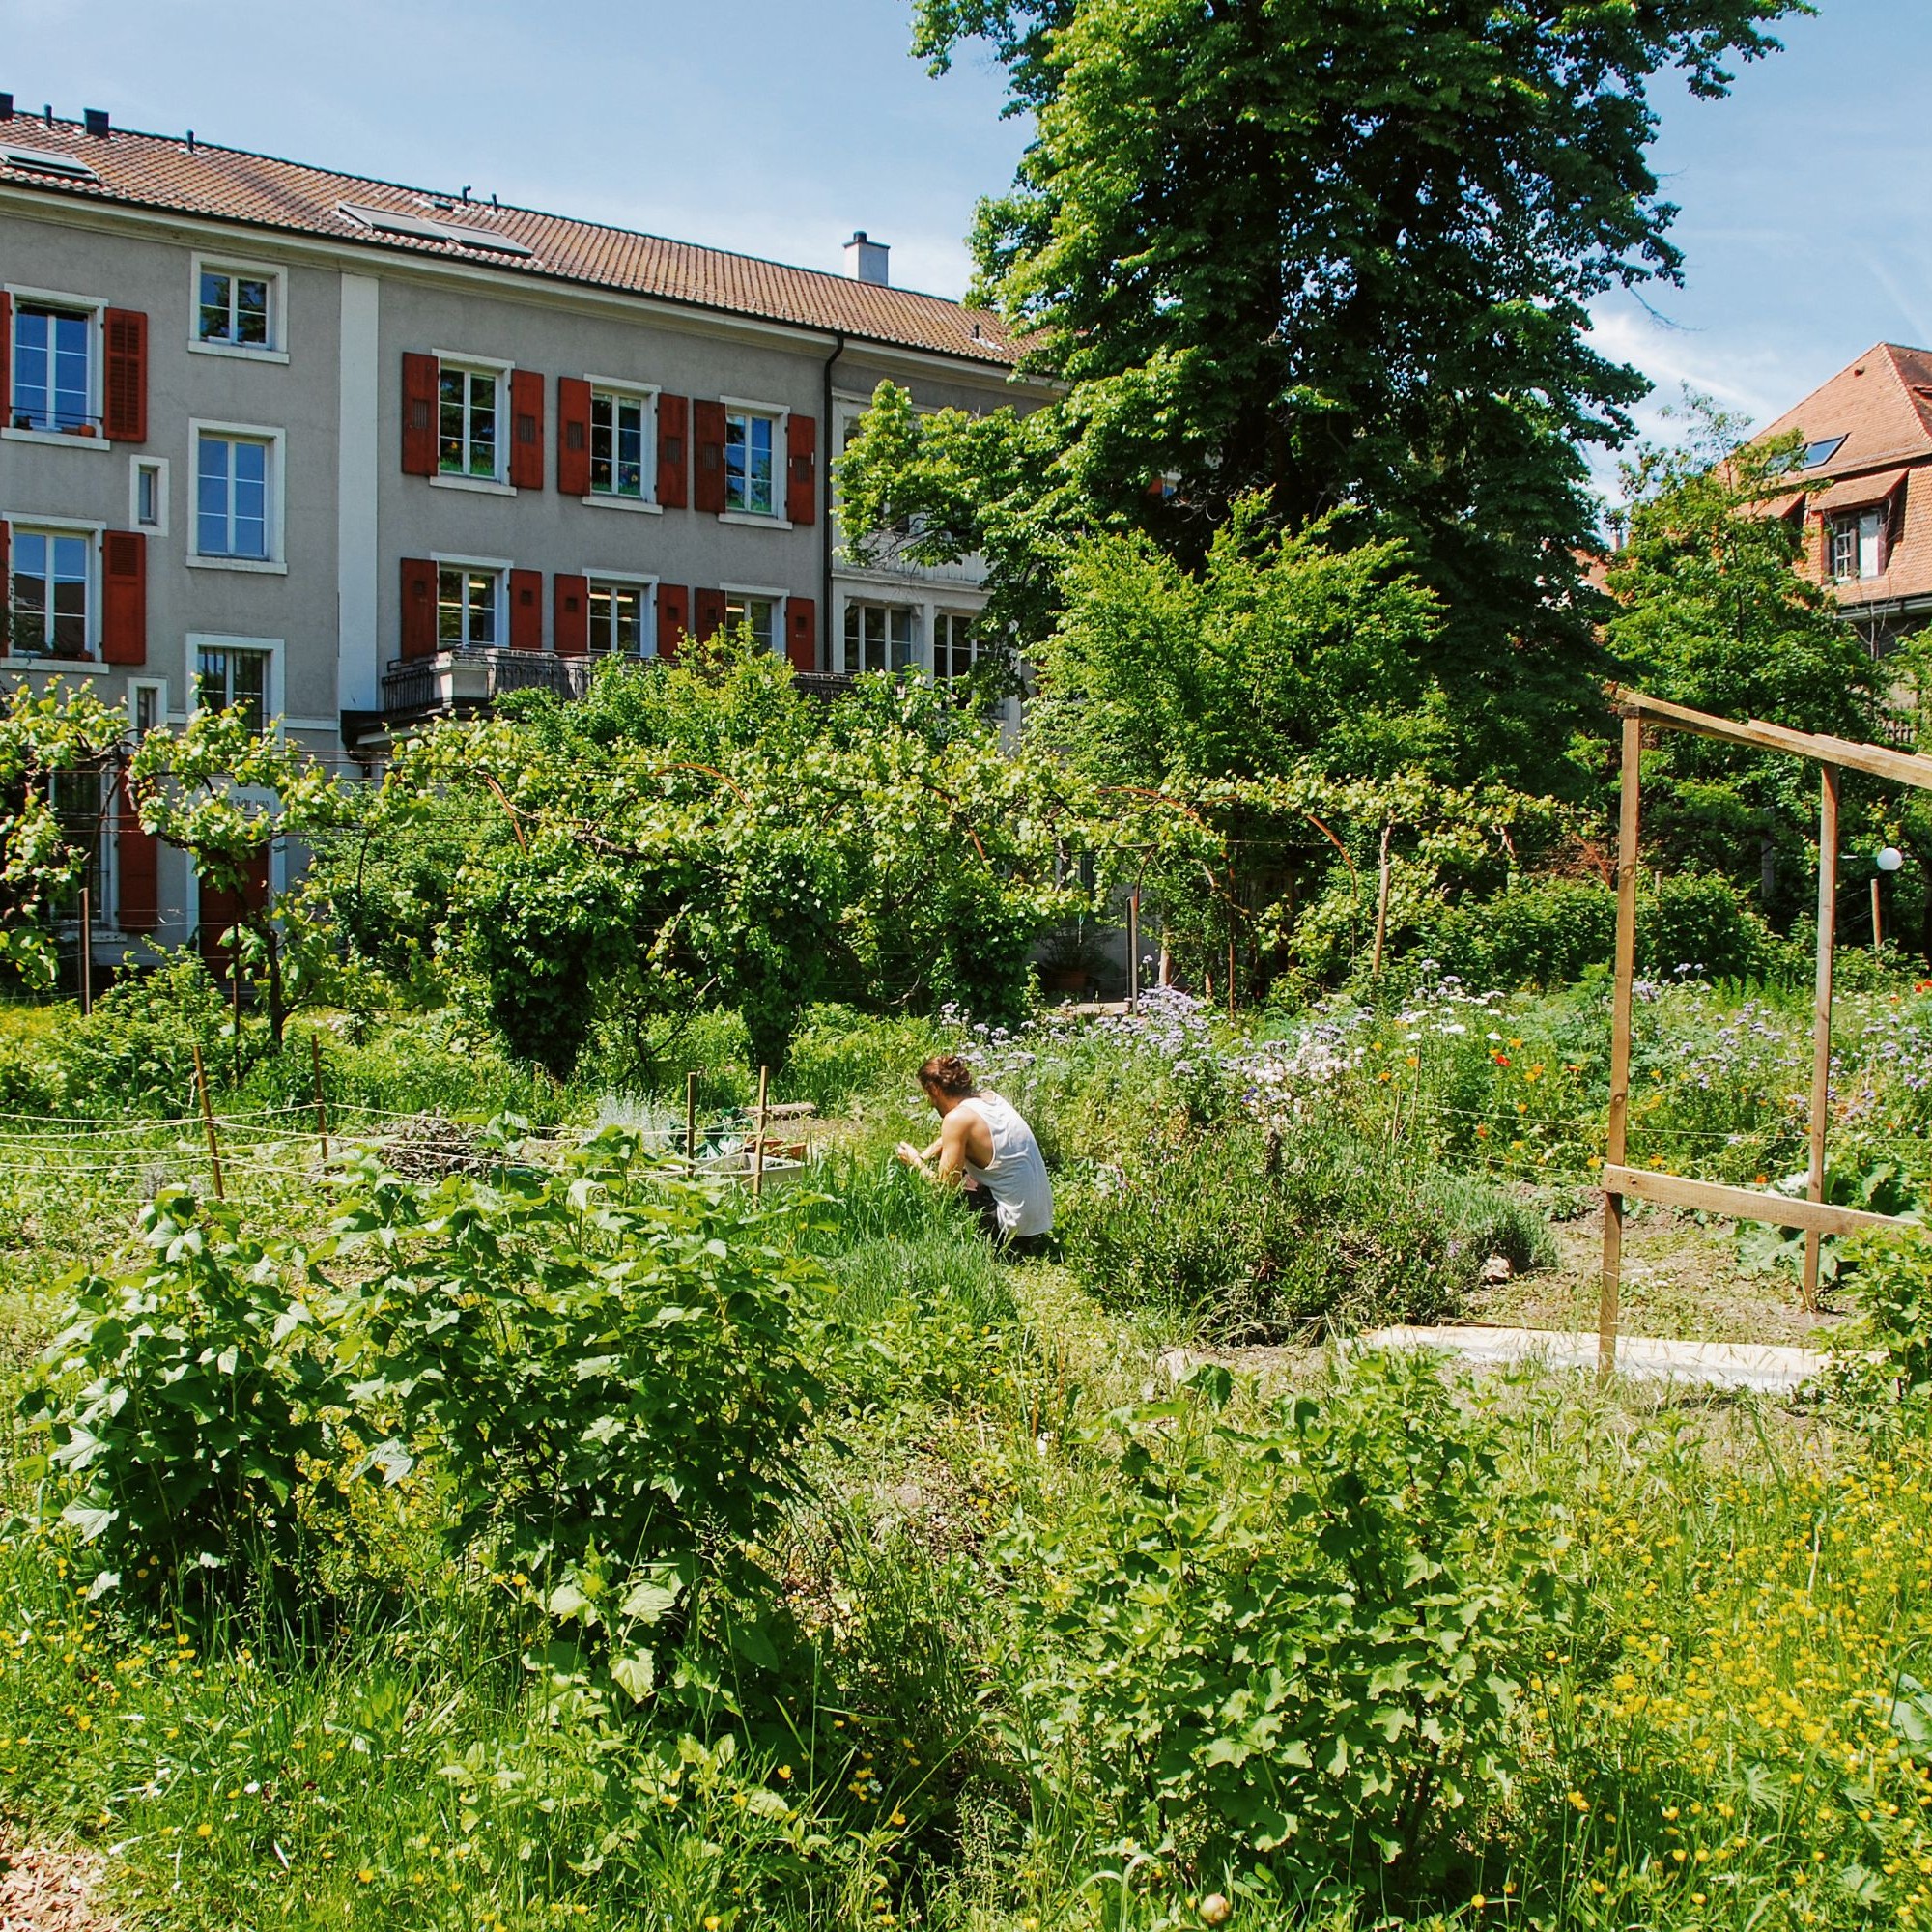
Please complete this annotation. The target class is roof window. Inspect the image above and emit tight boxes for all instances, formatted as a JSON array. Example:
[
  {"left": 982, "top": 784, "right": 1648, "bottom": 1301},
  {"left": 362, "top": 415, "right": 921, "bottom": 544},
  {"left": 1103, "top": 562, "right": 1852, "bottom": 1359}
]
[
  {"left": 336, "top": 200, "right": 533, "bottom": 257},
  {"left": 1800, "top": 435, "right": 1847, "bottom": 469},
  {"left": 0, "top": 143, "right": 99, "bottom": 182}
]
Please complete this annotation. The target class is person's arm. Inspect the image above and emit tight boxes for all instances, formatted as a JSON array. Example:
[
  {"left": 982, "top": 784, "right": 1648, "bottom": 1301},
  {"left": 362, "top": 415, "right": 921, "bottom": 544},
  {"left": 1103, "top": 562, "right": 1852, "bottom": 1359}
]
[{"left": 895, "top": 1112, "right": 970, "bottom": 1187}]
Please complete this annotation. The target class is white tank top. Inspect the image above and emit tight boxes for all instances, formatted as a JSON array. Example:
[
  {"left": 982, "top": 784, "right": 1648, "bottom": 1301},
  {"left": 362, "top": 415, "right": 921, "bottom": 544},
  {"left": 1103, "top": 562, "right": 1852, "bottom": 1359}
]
[{"left": 957, "top": 1092, "right": 1053, "bottom": 1237}]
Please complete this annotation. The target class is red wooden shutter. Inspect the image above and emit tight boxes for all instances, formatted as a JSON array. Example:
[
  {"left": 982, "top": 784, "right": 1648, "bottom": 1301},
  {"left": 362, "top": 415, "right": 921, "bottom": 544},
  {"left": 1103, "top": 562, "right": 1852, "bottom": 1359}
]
[
  {"left": 656, "top": 584, "right": 688, "bottom": 661},
  {"left": 786, "top": 413, "right": 817, "bottom": 526},
  {"left": 100, "top": 530, "right": 146, "bottom": 665},
  {"left": 785, "top": 596, "right": 816, "bottom": 672},
  {"left": 509, "top": 567, "right": 544, "bottom": 650},
  {"left": 694, "top": 587, "right": 726, "bottom": 642},
  {"left": 656, "top": 394, "right": 689, "bottom": 509},
  {"left": 401, "top": 353, "right": 439, "bottom": 475},
  {"left": 693, "top": 401, "right": 727, "bottom": 514},
  {"left": 102, "top": 308, "right": 147, "bottom": 442},
  {"left": 509, "top": 369, "right": 546, "bottom": 490},
  {"left": 554, "top": 573, "right": 589, "bottom": 656},
  {"left": 0, "top": 295, "right": 10, "bottom": 428},
  {"left": 116, "top": 775, "right": 158, "bottom": 932},
  {"left": 557, "top": 378, "right": 592, "bottom": 496},
  {"left": 400, "top": 556, "right": 438, "bottom": 658}
]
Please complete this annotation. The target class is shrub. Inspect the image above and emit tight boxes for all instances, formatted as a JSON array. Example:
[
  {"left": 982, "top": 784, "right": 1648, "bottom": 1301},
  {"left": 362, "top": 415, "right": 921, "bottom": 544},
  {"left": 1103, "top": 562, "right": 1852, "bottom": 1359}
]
[
  {"left": 18, "top": 1186, "right": 349, "bottom": 1604},
  {"left": 989, "top": 1354, "right": 1571, "bottom": 1905},
  {"left": 334, "top": 1129, "right": 831, "bottom": 1706},
  {"left": 1421, "top": 876, "right": 1619, "bottom": 991},
  {"left": 1060, "top": 1122, "right": 1550, "bottom": 1339}
]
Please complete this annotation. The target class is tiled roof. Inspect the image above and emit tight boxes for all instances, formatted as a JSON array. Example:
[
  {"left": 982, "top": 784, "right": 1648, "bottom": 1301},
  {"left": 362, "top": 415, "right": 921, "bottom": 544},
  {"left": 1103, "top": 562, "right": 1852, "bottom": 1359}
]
[
  {"left": 0, "top": 115, "right": 1022, "bottom": 369},
  {"left": 1753, "top": 344, "right": 1932, "bottom": 611}
]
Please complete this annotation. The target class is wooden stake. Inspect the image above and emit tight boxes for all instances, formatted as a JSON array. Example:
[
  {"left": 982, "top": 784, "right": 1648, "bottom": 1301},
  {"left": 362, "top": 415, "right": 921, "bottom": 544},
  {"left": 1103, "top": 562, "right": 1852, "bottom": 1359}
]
[
  {"left": 1127, "top": 890, "right": 1140, "bottom": 1014},
  {"left": 310, "top": 1032, "right": 330, "bottom": 1162},
  {"left": 1226, "top": 932, "right": 1236, "bottom": 1024},
  {"left": 1803, "top": 764, "right": 1841, "bottom": 1313},
  {"left": 752, "top": 1064, "right": 770, "bottom": 1199},
  {"left": 192, "top": 1041, "right": 225, "bottom": 1201},
  {"left": 230, "top": 937, "right": 243, "bottom": 1088},
  {"left": 1371, "top": 822, "right": 1393, "bottom": 980},
  {"left": 1600, "top": 715, "right": 1643, "bottom": 1376},
  {"left": 77, "top": 885, "right": 92, "bottom": 1020},
  {"left": 1872, "top": 875, "right": 1884, "bottom": 953},
  {"left": 685, "top": 1071, "right": 698, "bottom": 1169}
]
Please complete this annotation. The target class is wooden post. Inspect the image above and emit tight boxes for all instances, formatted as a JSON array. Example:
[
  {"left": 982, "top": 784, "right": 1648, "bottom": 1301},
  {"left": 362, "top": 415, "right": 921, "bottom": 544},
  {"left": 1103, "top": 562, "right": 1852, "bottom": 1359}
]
[
  {"left": 77, "top": 885, "right": 92, "bottom": 1020},
  {"left": 1127, "top": 890, "right": 1140, "bottom": 1014},
  {"left": 1371, "top": 822, "right": 1393, "bottom": 980},
  {"left": 752, "top": 1065, "right": 770, "bottom": 1199},
  {"left": 1872, "top": 875, "right": 1884, "bottom": 953},
  {"left": 310, "top": 1032, "right": 330, "bottom": 1162},
  {"left": 191, "top": 1041, "right": 225, "bottom": 1201},
  {"left": 685, "top": 1071, "right": 698, "bottom": 1169},
  {"left": 1600, "top": 715, "right": 1643, "bottom": 1375},
  {"left": 230, "top": 938, "right": 243, "bottom": 1088},
  {"left": 1226, "top": 931, "right": 1236, "bottom": 1024},
  {"left": 1803, "top": 765, "right": 1841, "bottom": 1312}
]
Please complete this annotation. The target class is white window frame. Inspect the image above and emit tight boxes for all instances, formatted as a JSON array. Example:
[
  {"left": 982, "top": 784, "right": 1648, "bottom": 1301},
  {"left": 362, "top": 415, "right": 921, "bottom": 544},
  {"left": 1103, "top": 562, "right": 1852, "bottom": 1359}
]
[
  {"left": 3, "top": 284, "right": 109, "bottom": 451},
  {"left": 186, "top": 633, "right": 283, "bottom": 737},
  {"left": 583, "top": 569, "right": 659, "bottom": 658},
  {"left": 187, "top": 252, "right": 290, "bottom": 363},
  {"left": 128, "top": 677, "right": 170, "bottom": 738},
  {"left": 186, "top": 418, "right": 288, "bottom": 573},
  {"left": 129, "top": 454, "right": 170, "bottom": 537},
  {"left": 584, "top": 377, "right": 661, "bottom": 513},
  {"left": 931, "top": 608, "right": 983, "bottom": 683},
  {"left": 719, "top": 581, "right": 788, "bottom": 658},
  {"left": 718, "top": 394, "right": 791, "bottom": 526},
  {"left": 4, "top": 515, "right": 106, "bottom": 668},
  {"left": 430, "top": 553, "right": 511, "bottom": 651},
  {"left": 839, "top": 598, "right": 920, "bottom": 675},
  {"left": 429, "top": 349, "right": 515, "bottom": 496}
]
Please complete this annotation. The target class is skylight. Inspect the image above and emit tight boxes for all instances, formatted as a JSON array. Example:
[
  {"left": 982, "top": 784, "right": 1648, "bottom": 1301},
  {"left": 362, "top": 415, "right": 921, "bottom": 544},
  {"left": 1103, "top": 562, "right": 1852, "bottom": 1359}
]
[
  {"left": 0, "top": 143, "right": 99, "bottom": 182},
  {"left": 1801, "top": 435, "right": 1847, "bottom": 470},
  {"left": 336, "top": 200, "right": 533, "bottom": 257}
]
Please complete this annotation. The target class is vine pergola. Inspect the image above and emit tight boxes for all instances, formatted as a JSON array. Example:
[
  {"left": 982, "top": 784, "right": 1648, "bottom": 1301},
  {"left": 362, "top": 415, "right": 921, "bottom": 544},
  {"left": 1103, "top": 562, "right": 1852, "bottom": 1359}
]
[{"left": 1599, "top": 688, "right": 1932, "bottom": 1370}]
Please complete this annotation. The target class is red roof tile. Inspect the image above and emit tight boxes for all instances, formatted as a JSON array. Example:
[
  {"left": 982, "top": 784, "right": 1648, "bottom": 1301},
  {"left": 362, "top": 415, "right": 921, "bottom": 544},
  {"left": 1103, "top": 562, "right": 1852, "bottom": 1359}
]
[
  {"left": 0, "top": 116, "right": 1022, "bottom": 368},
  {"left": 1811, "top": 466, "right": 1911, "bottom": 514}
]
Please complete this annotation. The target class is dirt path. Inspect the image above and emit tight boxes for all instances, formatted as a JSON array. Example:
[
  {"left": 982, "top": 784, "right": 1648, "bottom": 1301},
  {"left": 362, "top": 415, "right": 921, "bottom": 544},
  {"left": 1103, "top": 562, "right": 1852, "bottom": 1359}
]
[
  {"left": 1469, "top": 1196, "right": 1860, "bottom": 1349},
  {"left": 0, "top": 1840, "right": 122, "bottom": 1932}
]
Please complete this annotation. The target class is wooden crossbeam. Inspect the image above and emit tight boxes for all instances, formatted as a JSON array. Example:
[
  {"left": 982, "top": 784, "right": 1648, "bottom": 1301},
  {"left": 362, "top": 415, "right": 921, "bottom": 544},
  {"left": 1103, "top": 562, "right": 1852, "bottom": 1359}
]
[
  {"left": 1610, "top": 687, "right": 1932, "bottom": 793},
  {"left": 1603, "top": 1164, "right": 1917, "bottom": 1240}
]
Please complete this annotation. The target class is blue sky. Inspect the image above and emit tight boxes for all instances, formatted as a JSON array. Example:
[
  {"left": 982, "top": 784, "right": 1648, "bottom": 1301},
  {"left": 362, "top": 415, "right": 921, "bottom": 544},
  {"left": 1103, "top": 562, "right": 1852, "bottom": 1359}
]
[{"left": 3, "top": 0, "right": 1922, "bottom": 469}]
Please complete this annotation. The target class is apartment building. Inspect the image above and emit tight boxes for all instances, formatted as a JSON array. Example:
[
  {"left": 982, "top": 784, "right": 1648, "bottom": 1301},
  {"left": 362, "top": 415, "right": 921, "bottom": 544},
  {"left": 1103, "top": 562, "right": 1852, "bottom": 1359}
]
[{"left": 0, "top": 99, "right": 1031, "bottom": 951}]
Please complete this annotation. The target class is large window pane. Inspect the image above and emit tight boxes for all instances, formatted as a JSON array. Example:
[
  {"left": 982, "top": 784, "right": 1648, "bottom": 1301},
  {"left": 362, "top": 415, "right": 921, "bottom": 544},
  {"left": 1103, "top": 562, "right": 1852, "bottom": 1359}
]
[
  {"left": 12, "top": 306, "right": 91, "bottom": 431},
  {"left": 725, "top": 412, "right": 775, "bottom": 514}
]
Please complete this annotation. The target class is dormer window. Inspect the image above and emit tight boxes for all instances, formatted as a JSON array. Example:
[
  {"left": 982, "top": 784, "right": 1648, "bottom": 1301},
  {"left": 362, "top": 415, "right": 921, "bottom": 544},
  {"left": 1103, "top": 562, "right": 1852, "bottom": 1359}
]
[{"left": 1830, "top": 509, "right": 1885, "bottom": 582}]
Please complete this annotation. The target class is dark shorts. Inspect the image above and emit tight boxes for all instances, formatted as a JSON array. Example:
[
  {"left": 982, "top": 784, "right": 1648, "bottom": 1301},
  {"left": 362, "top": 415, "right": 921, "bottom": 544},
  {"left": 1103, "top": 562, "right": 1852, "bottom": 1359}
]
[{"left": 966, "top": 1184, "right": 1051, "bottom": 1259}]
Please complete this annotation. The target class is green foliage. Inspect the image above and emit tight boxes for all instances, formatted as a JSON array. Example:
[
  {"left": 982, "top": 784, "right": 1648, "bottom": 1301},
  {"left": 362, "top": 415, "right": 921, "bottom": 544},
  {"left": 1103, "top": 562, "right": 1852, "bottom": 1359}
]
[
  {"left": 1061, "top": 1122, "right": 1551, "bottom": 1339},
  {"left": 18, "top": 1187, "right": 347, "bottom": 1604},
  {"left": 40, "top": 952, "right": 231, "bottom": 1110},
  {"left": 868, "top": 0, "right": 1808, "bottom": 788},
  {"left": 334, "top": 1129, "right": 830, "bottom": 1707},
  {"left": 990, "top": 1354, "right": 1571, "bottom": 1900}
]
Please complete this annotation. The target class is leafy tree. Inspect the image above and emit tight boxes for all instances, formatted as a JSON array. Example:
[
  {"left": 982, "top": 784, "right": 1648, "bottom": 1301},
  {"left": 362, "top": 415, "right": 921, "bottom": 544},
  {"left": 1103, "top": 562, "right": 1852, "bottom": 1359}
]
[
  {"left": 0, "top": 682, "right": 127, "bottom": 989},
  {"left": 1604, "top": 397, "right": 1884, "bottom": 920},
  {"left": 844, "top": 0, "right": 1805, "bottom": 787}
]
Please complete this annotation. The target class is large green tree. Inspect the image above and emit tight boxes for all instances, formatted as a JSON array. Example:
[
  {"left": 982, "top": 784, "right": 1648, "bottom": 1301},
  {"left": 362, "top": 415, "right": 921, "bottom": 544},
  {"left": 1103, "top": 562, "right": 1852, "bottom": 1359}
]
[{"left": 843, "top": 0, "right": 1804, "bottom": 787}]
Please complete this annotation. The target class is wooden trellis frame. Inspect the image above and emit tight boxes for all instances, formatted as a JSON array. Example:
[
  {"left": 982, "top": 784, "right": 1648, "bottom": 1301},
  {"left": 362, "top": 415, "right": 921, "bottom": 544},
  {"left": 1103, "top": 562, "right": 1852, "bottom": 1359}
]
[{"left": 1599, "top": 688, "right": 1932, "bottom": 1370}]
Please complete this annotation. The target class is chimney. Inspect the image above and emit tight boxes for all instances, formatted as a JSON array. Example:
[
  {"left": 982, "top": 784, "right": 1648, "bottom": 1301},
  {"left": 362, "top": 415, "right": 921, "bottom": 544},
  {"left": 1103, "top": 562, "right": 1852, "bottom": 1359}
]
[
  {"left": 843, "top": 230, "right": 890, "bottom": 287},
  {"left": 84, "top": 107, "right": 110, "bottom": 137},
  {"left": 0, "top": 95, "right": 14, "bottom": 121}
]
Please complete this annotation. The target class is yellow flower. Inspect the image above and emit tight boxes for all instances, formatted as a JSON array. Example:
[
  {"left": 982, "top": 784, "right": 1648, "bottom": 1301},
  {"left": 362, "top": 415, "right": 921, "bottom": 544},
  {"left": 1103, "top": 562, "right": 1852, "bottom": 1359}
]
[
  {"left": 356, "top": 1869, "right": 375, "bottom": 1885},
  {"left": 195, "top": 1822, "right": 213, "bottom": 1838}
]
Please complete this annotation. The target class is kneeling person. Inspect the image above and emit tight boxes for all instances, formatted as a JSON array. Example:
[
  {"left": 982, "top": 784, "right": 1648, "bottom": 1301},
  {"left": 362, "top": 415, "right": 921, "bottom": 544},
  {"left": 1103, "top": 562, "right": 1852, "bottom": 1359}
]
[{"left": 895, "top": 1054, "right": 1053, "bottom": 1250}]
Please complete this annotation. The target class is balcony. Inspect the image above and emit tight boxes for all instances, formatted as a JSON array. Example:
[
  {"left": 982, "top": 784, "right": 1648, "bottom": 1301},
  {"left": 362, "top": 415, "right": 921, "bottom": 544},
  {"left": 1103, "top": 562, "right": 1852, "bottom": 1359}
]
[{"left": 381, "top": 648, "right": 594, "bottom": 723}]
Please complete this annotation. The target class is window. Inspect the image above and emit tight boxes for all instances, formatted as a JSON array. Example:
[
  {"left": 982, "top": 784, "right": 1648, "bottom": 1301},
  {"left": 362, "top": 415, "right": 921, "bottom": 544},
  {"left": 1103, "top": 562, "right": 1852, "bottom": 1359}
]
[
  {"left": 588, "top": 580, "right": 650, "bottom": 655},
  {"left": 438, "top": 565, "right": 501, "bottom": 647},
  {"left": 8, "top": 528, "right": 91, "bottom": 658},
  {"left": 197, "top": 266, "right": 273, "bottom": 350},
  {"left": 129, "top": 680, "right": 166, "bottom": 738},
  {"left": 439, "top": 366, "right": 500, "bottom": 480},
  {"left": 725, "top": 411, "right": 776, "bottom": 515},
  {"left": 1801, "top": 436, "right": 1846, "bottom": 471},
  {"left": 50, "top": 768, "right": 106, "bottom": 913},
  {"left": 10, "top": 301, "right": 93, "bottom": 432},
  {"left": 195, "top": 644, "right": 270, "bottom": 734},
  {"left": 932, "top": 611, "right": 980, "bottom": 683},
  {"left": 841, "top": 602, "right": 916, "bottom": 674},
  {"left": 131, "top": 456, "right": 167, "bottom": 532},
  {"left": 723, "top": 595, "right": 776, "bottom": 655},
  {"left": 195, "top": 432, "right": 272, "bottom": 559},
  {"left": 1831, "top": 509, "right": 1886, "bottom": 582},
  {"left": 590, "top": 390, "right": 650, "bottom": 500}
]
